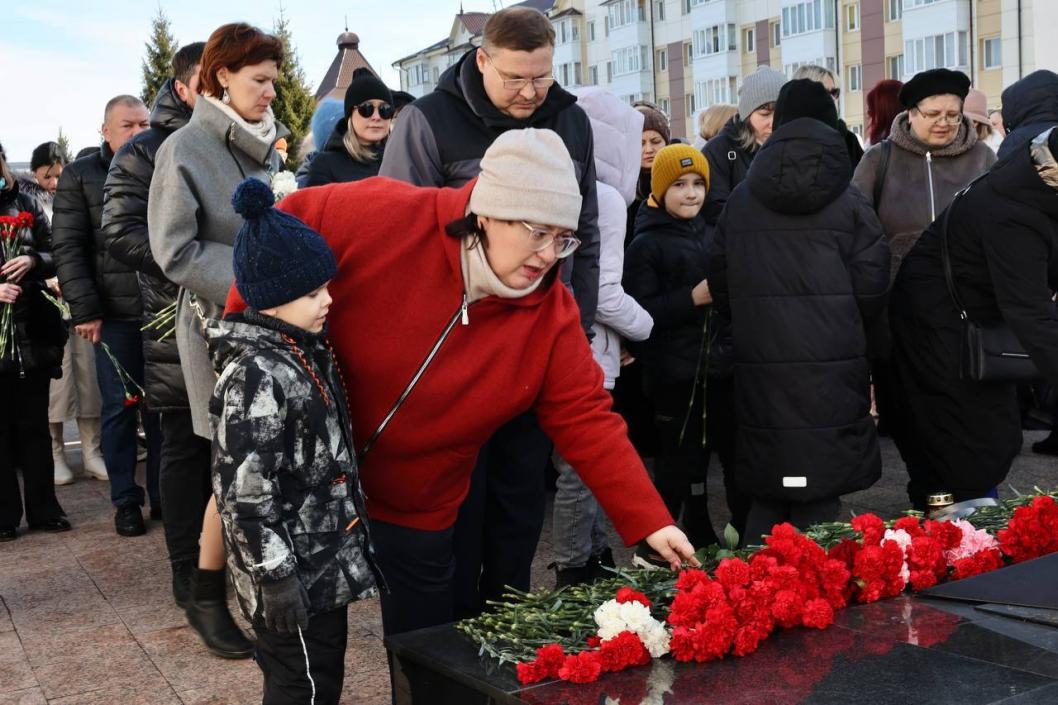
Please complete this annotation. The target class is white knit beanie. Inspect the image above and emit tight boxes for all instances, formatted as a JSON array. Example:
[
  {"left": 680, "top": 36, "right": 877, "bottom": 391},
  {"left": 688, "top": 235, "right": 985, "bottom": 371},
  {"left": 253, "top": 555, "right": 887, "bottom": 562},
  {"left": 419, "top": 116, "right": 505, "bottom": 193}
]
[
  {"left": 738, "top": 66, "right": 787, "bottom": 119},
  {"left": 469, "top": 128, "right": 582, "bottom": 231}
]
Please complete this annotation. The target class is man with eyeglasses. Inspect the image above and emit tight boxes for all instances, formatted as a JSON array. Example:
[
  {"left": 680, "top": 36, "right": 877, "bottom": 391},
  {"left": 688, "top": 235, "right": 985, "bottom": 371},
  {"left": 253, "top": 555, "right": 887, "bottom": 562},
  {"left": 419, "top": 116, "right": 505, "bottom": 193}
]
[{"left": 381, "top": 6, "right": 601, "bottom": 621}]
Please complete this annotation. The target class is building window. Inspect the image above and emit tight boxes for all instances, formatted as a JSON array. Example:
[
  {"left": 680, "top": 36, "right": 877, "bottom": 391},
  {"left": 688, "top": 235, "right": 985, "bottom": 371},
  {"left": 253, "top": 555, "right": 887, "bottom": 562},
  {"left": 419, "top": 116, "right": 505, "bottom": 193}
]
[
  {"left": 904, "top": 31, "right": 968, "bottom": 74},
  {"left": 983, "top": 37, "right": 1001, "bottom": 69},
  {"left": 572, "top": 22, "right": 579, "bottom": 41},
  {"left": 771, "top": 21, "right": 781, "bottom": 47},
  {"left": 846, "top": 3, "right": 860, "bottom": 32},
  {"left": 607, "top": 61, "right": 613, "bottom": 82},
  {"left": 657, "top": 48, "right": 668, "bottom": 71},
  {"left": 886, "top": 54, "right": 905, "bottom": 79},
  {"left": 745, "top": 28, "right": 755, "bottom": 54},
  {"left": 655, "top": 0, "right": 665, "bottom": 21},
  {"left": 686, "top": 92, "right": 696, "bottom": 117},
  {"left": 607, "top": 0, "right": 637, "bottom": 29},
  {"left": 589, "top": 65, "right": 599, "bottom": 85},
  {"left": 688, "top": 0, "right": 708, "bottom": 7},
  {"left": 887, "top": 0, "right": 902, "bottom": 21},
  {"left": 558, "top": 20, "right": 568, "bottom": 44},
  {"left": 848, "top": 64, "right": 862, "bottom": 92},
  {"left": 588, "top": 20, "right": 596, "bottom": 42},
  {"left": 782, "top": 0, "right": 831, "bottom": 38},
  {"left": 906, "top": 0, "right": 943, "bottom": 7},
  {"left": 695, "top": 76, "right": 737, "bottom": 110},
  {"left": 684, "top": 41, "right": 692, "bottom": 66},
  {"left": 432, "top": 66, "right": 440, "bottom": 84},
  {"left": 692, "top": 23, "right": 737, "bottom": 57},
  {"left": 611, "top": 46, "right": 646, "bottom": 76},
  {"left": 659, "top": 98, "right": 670, "bottom": 114}
]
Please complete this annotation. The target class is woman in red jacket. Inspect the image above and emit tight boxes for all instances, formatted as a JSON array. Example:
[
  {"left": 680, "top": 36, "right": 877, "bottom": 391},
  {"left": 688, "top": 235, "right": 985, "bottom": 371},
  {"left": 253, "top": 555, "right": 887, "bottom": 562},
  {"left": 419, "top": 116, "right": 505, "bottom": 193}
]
[{"left": 227, "top": 128, "right": 695, "bottom": 637}]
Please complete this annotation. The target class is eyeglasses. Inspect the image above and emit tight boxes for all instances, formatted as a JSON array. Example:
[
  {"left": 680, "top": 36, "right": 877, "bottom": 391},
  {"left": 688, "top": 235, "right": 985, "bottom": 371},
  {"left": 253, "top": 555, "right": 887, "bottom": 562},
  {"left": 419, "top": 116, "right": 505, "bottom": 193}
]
[
  {"left": 355, "top": 102, "right": 395, "bottom": 120},
  {"left": 483, "top": 52, "right": 556, "bottom": 93},
  {"left": 914, "top": 106, "right": 962, "bottom": 125},
  {"left": 520, "top": 222, "right": 580, "bottom": 258},
  {"left": 827, "top": 87, "right": 841, "bottom": 100}
]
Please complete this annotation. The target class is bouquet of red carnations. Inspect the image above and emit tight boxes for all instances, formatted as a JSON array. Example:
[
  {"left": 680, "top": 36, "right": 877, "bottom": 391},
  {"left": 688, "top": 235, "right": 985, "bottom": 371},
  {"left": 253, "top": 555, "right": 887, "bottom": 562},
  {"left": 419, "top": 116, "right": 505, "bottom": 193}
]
[{"left": 0, "top": 211, "right": 34, "bottom": 360}]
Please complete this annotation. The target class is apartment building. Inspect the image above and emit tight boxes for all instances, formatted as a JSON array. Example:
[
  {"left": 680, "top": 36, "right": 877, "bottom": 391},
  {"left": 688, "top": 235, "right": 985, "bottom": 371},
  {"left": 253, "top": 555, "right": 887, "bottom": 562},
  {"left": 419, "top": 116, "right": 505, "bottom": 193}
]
[{"left": 394, "top": 0, "right": 1058, "bottom": 141}]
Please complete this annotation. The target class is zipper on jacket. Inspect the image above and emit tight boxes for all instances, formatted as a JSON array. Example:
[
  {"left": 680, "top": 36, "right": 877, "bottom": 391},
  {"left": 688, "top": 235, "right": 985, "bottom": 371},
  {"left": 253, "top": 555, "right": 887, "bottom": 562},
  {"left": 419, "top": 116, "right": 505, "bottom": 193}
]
[
  {"left": 925, "top": 151, "right": 937, "bottom": 222},
  {"left": 225, "top": 123, "right": 248, "bottom": 179},
  {"left": 461, "top": 293, "right": 469, "bottom": 325}
]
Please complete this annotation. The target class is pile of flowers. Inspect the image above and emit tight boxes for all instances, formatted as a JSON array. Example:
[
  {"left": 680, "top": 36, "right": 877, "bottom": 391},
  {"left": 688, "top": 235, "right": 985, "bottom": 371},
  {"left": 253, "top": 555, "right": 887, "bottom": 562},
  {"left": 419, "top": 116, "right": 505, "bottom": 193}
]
[
  {"left": 458, "top": 492, "right": 1058, "bottom": 687},
  {"left": 0, "top": 211, "right": 34, "bottom": 360}
]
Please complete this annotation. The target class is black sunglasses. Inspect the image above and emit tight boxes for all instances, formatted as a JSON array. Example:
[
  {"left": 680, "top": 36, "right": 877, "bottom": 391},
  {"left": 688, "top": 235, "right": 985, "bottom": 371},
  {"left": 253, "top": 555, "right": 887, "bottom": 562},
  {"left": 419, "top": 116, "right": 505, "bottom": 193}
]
[
  {"left": 356, "top": 102, "right": 395, "bottom": 119},
  {"left": 828, "top": 87, "right": 841, "bottom": 100}
]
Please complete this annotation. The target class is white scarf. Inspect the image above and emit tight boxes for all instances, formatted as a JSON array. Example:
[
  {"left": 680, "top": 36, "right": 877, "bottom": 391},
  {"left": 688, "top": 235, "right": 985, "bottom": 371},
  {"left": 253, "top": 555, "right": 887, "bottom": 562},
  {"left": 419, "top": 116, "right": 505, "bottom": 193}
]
[
  {"left": 203, "top": 95, "right": 278, "bottom": 145},
  {"left": 460, "top": 235, "right": 544, "bottom": 303}
]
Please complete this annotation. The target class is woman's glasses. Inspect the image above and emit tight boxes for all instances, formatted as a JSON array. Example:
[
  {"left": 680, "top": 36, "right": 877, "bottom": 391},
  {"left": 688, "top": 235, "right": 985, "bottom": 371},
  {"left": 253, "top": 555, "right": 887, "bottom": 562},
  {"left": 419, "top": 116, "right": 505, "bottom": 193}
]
[
  {"left": 356, "top": 102, "right": 395, "bottom": 120},
  {"left": 520, "top": 222, "right": 580, "bottom": 258}
]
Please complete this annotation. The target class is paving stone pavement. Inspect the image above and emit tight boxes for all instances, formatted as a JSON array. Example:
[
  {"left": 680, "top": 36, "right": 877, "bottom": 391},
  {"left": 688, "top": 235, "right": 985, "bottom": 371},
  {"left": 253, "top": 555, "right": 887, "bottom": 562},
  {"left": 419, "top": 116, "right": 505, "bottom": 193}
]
[{"left": 0, "top": 425, "right": 1054, "bottom": 703}]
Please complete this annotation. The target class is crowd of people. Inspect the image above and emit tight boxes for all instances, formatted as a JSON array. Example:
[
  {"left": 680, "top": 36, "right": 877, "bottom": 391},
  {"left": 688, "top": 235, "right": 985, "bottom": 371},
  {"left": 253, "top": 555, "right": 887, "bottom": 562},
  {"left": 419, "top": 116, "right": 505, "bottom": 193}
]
[{"left": 2, "top": 5, "right": 1058, "bottom": 704}]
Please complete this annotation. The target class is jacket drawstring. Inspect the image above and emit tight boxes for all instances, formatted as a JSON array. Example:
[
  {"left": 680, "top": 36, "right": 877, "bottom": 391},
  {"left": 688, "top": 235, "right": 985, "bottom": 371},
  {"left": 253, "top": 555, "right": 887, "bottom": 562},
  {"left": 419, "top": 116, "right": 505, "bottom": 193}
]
[{"left": 925, "top": 151, "right": 936, "bottom": 222}]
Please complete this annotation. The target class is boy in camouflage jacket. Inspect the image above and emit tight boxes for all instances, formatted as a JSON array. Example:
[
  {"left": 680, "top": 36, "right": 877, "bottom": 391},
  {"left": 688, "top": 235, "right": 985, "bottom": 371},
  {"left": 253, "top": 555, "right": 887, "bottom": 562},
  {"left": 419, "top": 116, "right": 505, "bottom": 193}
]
[{"left": 207, "top": 178, "right": 379, "bottom": 705}]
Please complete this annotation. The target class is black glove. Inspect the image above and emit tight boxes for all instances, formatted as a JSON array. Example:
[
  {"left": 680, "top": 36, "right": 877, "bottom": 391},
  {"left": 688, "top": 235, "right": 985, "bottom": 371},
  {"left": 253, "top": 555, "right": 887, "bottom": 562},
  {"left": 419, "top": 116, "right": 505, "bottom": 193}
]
[{"left": 260, "top": 576, "right": 309, "bottom": 634}]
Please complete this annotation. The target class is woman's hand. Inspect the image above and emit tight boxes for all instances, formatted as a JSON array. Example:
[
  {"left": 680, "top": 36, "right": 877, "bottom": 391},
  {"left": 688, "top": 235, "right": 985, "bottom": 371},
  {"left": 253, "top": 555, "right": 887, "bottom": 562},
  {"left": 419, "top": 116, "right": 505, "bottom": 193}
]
[
  {"left": 691, "top": 278, "right": 712, "bottom": 306},
  {"left": 644, "top": 525, "right": 701, "bottom": 571},
  {"left": 0, "top": 283, "right": 22, "bottom": 304},
  {"left": 46, "top": 277, "right": 61, "bottom": 297},
  {"left": 1, "top": 255, "right": 34, "bottom": 283},
  {"left": 619, "top": 347, "right": 636, "bottom": 367}
]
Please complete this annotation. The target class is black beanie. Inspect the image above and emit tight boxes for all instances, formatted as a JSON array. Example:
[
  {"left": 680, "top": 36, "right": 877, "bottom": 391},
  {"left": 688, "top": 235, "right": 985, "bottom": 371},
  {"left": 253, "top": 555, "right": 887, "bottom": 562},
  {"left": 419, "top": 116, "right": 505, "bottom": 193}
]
[
  {"left": 343, "top": 68, "right": 393, "bottom": 121},
  {"left": 899, "top": 69, "right": 970, "bottom": 108},
  {"left": 773, "top": 79, "right": 838, "bottom": 130}
]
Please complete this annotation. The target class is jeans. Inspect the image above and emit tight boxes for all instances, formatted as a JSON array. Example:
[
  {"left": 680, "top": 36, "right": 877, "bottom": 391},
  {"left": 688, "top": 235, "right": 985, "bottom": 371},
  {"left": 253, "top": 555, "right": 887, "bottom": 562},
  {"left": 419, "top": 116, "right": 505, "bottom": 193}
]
[
  {"left": 94, "top": 320, "right": 161, "bottom": 509},
  {"left": 551, "top": 453, "right": 609, "bottom": 570},
  {"left": 0, "top": 372, "right": 65, "bottom": 527},
  {"left": 451, "top": 412, "right": 552, "bottom": 620},
  {"left": 159, "top": 409, "right": 212, "bottom": 564}
]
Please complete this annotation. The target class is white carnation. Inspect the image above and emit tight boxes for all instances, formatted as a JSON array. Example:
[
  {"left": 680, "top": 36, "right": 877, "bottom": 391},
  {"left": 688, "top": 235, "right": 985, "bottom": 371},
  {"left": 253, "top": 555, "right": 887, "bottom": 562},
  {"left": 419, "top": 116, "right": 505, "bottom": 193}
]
[
  {"left": 640, "top": 622, "right": 671, "bottom": 658},
  {"left": 271, "top": 171, "right": 298, "bottom": 201}
]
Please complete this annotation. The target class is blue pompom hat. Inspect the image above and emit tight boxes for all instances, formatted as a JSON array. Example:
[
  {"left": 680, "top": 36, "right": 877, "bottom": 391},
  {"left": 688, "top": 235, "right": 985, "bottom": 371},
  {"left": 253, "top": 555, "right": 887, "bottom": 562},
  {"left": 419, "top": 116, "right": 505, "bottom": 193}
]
[{"left": 231, "top": 178, "right": 338, "bottom": 310}]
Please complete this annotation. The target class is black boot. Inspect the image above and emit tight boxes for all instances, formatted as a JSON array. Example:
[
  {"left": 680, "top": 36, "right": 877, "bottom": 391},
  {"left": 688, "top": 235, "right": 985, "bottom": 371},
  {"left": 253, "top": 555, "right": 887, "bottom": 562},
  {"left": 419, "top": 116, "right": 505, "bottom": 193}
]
[
  {"left": 554, "top": 564, "right": 593, "bottom": 589},
  {"left": 185, "top": 568, "right": 254, "bottom": 659},
  {"left": 587, "top": 547, "right": 616, "bottom": 582},
  {"left": 1032, "top": 430, "right": 1058, "bottom": 456},
  {"left": 171, "top": 560, "right": 194, "bottom": 609}
]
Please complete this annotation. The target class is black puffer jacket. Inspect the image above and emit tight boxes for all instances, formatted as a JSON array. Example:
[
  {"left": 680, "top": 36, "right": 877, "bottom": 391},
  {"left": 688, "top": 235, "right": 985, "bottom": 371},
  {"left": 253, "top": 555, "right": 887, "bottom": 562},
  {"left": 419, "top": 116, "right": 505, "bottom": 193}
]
[
  {"left": 710, "top": 117, "right": 890, "bottom": 503},
  {"left": 205, "top": 311, "right": 381, "bottom": 622},
  {"left": 53, "top": 144, "right": 141, "bottom": 324},
  {"left": 102, "top": 79, "right": 191, "bottom": 410},
  {"left": 304, "top": 126, "right": 384, "bottom": 186},
  {"left": 997, "top": 70, "right": 1058, "bottom": 161},
  {"left": 702, "top": 117, "right": 757, "bottom": 225},
  {"left": 0, "top": 183, "right": 66, "bottom": 378},
  {"left": 624, "top": 199, "right": 711, "bottom": 390}
]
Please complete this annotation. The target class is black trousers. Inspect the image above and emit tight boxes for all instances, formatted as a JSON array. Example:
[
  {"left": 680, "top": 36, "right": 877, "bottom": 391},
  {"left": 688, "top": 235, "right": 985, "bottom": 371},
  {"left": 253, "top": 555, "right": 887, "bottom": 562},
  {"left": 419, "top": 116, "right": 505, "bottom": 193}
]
[
  {"left": 159, "top": 409, "right": 213, "bottom": 565},
  {"left": 650, "top": 382, "right": 718, "bottom": 548},
  {"left": 0, "top": 372, "right": 65, "bottom": 528},
  {"left": 451, "top": 412, "right": 551, "bottom": 620},
  {"left": 743, "top": 497, "right": 840, "bottom": 547},
  {"left": 254, "top": 605, "right": 348, "bottom": 705},
  {"left": 707, "top": 376, "right": 748, "bottom": 538}
]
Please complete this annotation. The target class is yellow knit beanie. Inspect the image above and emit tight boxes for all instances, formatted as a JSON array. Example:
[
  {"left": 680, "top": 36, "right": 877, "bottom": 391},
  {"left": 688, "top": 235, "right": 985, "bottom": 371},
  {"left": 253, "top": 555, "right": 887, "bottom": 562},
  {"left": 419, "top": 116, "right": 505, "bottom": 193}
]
[{"left": 650, "top": 144, "right": 710, "bottom": 201}]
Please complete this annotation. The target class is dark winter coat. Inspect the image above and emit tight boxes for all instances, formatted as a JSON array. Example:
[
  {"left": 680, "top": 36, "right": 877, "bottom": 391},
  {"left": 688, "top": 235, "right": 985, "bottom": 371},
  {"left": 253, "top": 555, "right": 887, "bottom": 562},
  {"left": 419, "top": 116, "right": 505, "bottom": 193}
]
[
  {"left": 52, "top": 144, "right": 142, "bottom": 325},
  {"left": 709, "top": 117, "right": 891, "bottom": 503},
  {"left": 0, "top": 183, "right": 66, "bottom": 378},
  {"left": 890, "top": 129, "right": 1058, "bottom": 500},
  {"left": 997, "top": 70, "right": 1058, "bottom": 162},
  {"left": 379, "top": 49, "right": 600, "bottom": 334},
  {"left": 701, "top": 117, "right": 757, "bottom": 225},
  {"left": 623, "top": 199, "right": 711, "bottom": 391},
  {"left": 304, "top": 126, "right": 384, "bottom": 186},
  {"left": 839, "top": 119, "right": 865, "bottom": 168},
  {"left": 206, "top": 310, "right": 380, "bottom": 623},
  {"left": 102, "top": 79, "right": 192, "bottom": 411}
]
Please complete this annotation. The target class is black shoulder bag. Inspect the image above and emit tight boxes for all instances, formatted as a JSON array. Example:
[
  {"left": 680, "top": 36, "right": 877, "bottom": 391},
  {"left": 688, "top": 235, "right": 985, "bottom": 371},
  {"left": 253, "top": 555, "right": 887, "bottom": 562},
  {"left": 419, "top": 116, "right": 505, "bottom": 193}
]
[{"left": 939, "top": 188, "right": 1042, "bottom": 383}]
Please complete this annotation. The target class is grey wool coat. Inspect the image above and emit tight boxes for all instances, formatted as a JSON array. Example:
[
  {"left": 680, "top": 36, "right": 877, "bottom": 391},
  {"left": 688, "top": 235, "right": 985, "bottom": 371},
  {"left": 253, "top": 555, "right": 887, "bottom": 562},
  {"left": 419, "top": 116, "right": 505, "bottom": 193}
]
[
  {"left": 852, "top": 112, "right": 996, "bottom": 282},
  {"left": 148, "top": 97, "right": 288, "bottom": 437},
  {"left": 206, "top": 312, "right": 378, "bottom": 623}
]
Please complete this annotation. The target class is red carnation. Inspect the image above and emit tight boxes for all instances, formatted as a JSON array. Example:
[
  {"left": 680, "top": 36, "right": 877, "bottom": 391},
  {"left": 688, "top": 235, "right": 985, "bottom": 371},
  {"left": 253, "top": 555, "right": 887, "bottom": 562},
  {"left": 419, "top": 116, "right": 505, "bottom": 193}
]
[
  {"left": 924, "top": 519, "right": 963, "bottom": 550},
  {"left": 675, "top": 568, "right": 710, "bottom": 591},
  {"left": 558, "top": 651, "right": 603, "bottom": 683},
  {"left": 771, "top": 589, "right": 803, "bottom": 628},
  {"left": 516, "top": 661, "right": 547, "bottom": 685},
  {"left": 585, "top": 635, "right": 601, "bottom": 648},
  {"left": 801, "top": 598, "right": 834, "bottom": 629},
  {"left": 714, "top": 558, "right": 751, "bottom": 589},
  {"left": 851, "top": 514, "right": 886, "bottom": 546},
  {"left": 598, "top": 631, "right": 651, "bottom": 672},
  {"left": 615, "top": 586, "right": 651, "bottom": 607},
  {"left": 535, "top": 644, "right": 565, "bottom": 677},
  {"left": 893, "top": 516, "right": 925, "bottom": 537},
  {"left": 952, "top": 548, "right": 1004, "bottom": 580}
]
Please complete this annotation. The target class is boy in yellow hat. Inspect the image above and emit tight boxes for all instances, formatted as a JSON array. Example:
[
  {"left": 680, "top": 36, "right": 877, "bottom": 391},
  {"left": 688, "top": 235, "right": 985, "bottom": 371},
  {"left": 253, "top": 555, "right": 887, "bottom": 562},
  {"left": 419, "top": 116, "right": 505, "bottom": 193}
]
[{"left": 623, "top": 144, "right": 725, "bottom": 557}]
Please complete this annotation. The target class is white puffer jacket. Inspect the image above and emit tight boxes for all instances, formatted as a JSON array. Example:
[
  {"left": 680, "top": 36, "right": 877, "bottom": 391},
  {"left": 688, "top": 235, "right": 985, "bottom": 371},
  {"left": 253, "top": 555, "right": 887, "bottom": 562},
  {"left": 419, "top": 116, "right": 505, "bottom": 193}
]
[{"left": 572, "top": 88, "right": 654, "bottom": 389}]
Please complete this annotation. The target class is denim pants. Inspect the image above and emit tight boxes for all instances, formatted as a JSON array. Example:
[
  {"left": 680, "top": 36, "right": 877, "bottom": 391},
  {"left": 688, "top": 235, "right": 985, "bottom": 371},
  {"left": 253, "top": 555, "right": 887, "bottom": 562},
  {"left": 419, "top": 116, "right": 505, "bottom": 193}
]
[
  {"left": 551, "top": 451, "right": 610, "bottom": 570},
  {"left": 94, "top": 320, "right": 161, "bottom": 509}
]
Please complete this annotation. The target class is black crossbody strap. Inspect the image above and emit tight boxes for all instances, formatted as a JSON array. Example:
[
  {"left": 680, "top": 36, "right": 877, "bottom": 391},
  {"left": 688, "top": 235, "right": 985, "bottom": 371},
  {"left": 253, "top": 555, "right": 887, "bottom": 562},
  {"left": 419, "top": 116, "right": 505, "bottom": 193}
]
[
  {"left": 873, "top": 139, "right": 891, "bottom": 206},
  {"left": 939, "top": 189, "right": 969, "bottom": 320}
]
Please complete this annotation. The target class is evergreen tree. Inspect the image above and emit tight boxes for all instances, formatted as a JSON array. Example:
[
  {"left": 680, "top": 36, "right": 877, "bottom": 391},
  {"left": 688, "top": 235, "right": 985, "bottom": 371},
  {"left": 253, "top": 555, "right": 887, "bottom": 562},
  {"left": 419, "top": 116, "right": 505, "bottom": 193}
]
[
  {"left": 141, "top": 8, "right": 179, "bottom": 107},
  {"left": 56, "top": 128, "right": 72, "bottom": 163},
  {"left": 272, "top": 10, "right": 316, "bottom": 169}
]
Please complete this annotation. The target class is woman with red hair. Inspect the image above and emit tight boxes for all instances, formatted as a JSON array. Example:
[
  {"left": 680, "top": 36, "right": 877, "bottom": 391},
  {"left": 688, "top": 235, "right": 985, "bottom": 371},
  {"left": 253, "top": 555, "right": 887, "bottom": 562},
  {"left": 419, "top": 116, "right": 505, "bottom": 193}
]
[{"left": 865, "top": 79, "right": 903, "bottom": 146}]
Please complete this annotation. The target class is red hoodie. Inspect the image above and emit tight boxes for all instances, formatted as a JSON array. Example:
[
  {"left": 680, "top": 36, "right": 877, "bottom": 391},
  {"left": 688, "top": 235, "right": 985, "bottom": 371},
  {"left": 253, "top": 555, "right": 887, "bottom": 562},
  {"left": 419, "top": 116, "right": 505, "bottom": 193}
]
[{"left": 225, "top": 176, "right": 673, "bottom": 544}]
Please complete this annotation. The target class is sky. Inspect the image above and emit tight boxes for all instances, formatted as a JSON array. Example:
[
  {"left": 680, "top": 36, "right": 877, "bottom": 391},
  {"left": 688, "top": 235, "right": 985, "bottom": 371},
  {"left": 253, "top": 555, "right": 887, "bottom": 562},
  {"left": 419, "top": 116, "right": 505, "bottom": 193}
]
[{"left": 1, "top": 0, "right": 495, "bottom": 163}]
